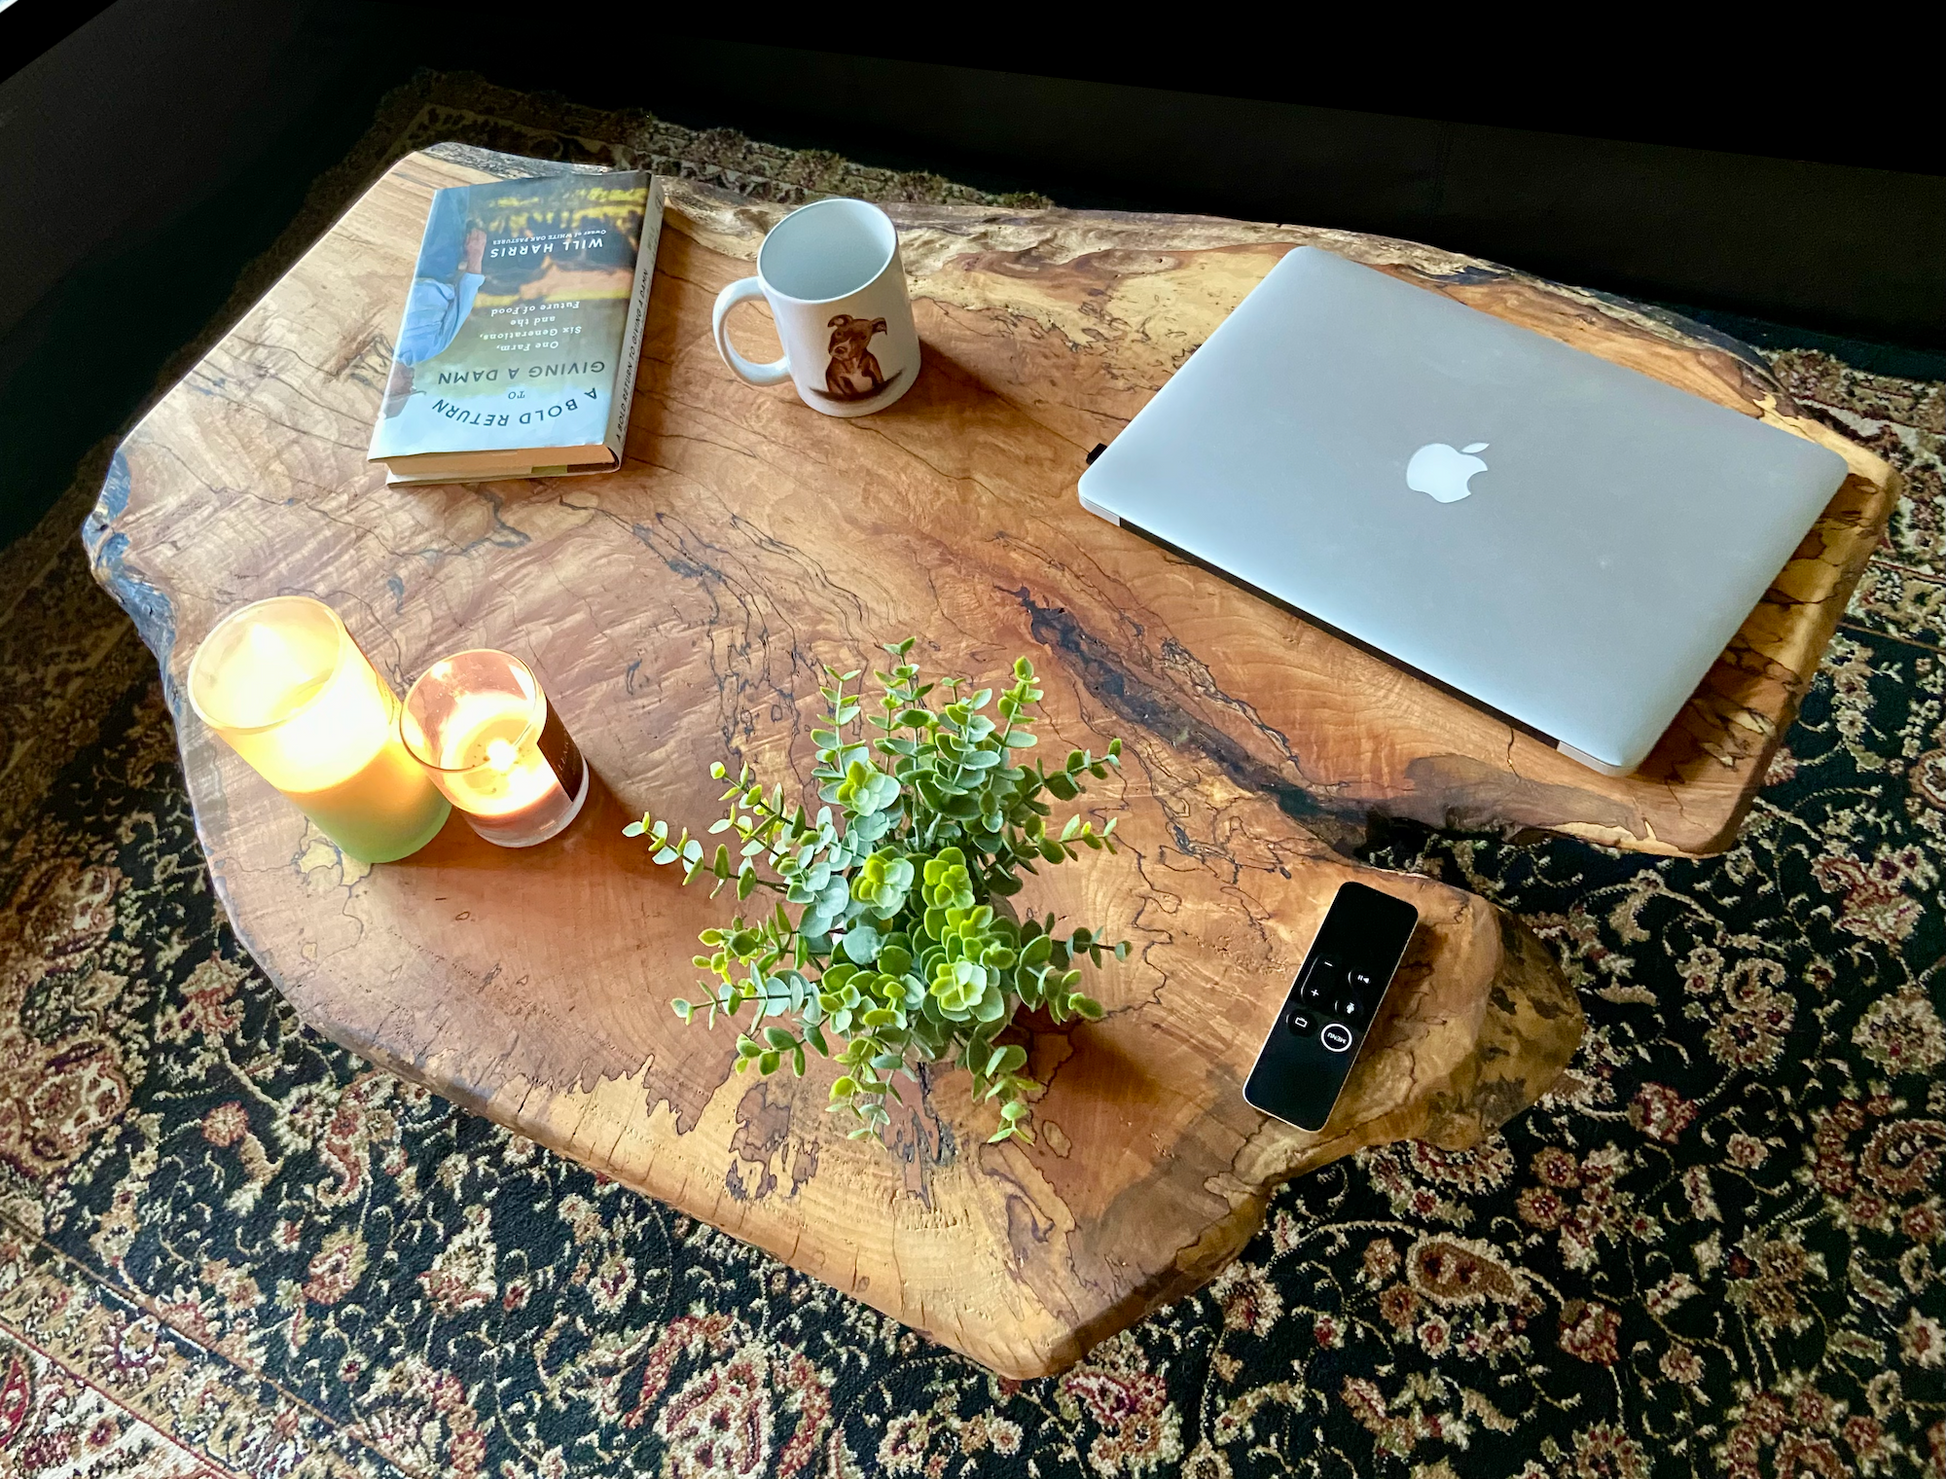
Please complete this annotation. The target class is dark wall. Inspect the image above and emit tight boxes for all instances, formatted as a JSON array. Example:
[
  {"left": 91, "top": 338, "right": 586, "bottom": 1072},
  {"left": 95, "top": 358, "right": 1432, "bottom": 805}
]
[
  {"left": 0, "top": 0, "right": 401, "bottom": 343},
  {"left": 0, "top": 0, "right": 419, "bottom": 546},
  {"left": 621, "top": 44, "right": 1945, "bottom": 350},
  {"left": 771, "top": 42, "right": 1945, "bottom": 179},
  {"left": 2, "top": 6, "right": 1942, "bottom": 550}
]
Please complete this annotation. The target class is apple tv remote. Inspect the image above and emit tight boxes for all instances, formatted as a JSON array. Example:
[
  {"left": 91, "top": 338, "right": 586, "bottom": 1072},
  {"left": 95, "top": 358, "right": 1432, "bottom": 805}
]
[{"left": 1244, "top": 881, "right": 1419, "bottom": 1132}]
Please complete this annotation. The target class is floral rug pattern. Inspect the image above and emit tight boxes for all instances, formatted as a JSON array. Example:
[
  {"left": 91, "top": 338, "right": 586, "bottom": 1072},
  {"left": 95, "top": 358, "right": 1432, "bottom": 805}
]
[
  {"left": 0, "top": 350, "right": 1940, "bottom": 1478},
  {"left": 2, "top": 78, "right": 1945, "bottom": 1479}
]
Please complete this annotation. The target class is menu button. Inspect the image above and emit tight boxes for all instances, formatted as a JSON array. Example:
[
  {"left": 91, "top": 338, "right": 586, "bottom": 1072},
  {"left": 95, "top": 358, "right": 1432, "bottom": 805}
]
[{"left": 1320, "top": 1022, "right": 1355, "bottom": 1053}]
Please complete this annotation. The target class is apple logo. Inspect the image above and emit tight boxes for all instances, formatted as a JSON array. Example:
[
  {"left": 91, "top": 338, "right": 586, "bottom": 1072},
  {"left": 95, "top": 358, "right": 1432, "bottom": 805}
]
[{"left": 1406, "top": 441, "right": 1490, "bottom": 503}]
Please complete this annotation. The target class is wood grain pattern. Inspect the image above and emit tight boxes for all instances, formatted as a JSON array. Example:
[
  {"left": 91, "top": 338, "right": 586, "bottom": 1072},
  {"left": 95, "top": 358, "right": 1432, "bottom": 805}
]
[
  {"left": 97, "top": 143, "right": 1889, "bottom": 1376},
  {"left": 857, "top": 201, "right": 1899, "bottom": 858}
]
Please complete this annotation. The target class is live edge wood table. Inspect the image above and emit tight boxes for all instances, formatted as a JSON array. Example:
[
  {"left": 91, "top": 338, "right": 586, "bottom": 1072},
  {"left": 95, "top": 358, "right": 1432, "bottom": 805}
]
[{"left": 84, "top": 146, "right": 1892, "bottom": 1378}]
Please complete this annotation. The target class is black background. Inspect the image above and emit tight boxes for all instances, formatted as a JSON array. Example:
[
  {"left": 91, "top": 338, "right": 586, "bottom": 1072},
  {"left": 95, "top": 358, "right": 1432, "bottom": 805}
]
[{"left": 2, "top": 1, "right": 1941, "bottom": 547}]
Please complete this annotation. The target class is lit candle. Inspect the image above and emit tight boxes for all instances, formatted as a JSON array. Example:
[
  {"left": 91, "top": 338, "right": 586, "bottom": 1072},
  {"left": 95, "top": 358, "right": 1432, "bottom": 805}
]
[
  {"left": 186, "top": 596, "right": 450, "bottom": 863},
  {"left": 400, "top": 650, "right": 589, "bottom": 847}
]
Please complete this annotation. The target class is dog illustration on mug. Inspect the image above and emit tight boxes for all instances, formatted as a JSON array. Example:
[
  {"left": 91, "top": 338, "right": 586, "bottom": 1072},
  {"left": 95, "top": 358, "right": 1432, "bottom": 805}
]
[{"left": 817, "top": 313, "right": 903, "bottom": 402}]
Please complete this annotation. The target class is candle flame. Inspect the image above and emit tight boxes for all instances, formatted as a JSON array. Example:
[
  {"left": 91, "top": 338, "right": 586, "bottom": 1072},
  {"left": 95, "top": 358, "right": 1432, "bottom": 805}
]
[{"left": 486, "top": 737, "right": 520, "bottom": 772}]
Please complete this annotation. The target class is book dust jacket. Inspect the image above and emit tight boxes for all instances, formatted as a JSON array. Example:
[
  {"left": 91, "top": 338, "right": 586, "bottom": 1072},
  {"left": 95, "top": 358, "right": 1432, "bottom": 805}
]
[{"left": 369, "top": 171, "right": 653, "bottom": 462}]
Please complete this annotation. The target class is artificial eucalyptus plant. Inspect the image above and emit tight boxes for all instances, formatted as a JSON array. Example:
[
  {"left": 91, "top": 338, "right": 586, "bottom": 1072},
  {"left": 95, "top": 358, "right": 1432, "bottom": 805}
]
[{"left": 626, "top": 639, "right": 1128, "bottom": 1144}]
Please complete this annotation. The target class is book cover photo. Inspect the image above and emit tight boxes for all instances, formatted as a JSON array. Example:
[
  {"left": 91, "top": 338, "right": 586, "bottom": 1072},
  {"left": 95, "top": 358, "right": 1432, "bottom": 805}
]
[{"left": 368, "top": 170, "right": 660, "bottom": 478}]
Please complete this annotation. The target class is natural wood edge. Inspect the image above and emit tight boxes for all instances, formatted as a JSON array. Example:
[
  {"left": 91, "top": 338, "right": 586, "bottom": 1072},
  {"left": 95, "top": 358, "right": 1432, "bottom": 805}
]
[
  {"left": 1662, "top": 459, "right": 1905, "bottom": 857},
  {"left": 1007, "top": 903, "right": 1582, "bottom": 1379},
  {"left": 206, "top": 807, "right": 1580, "bottom": 1381},
  {"left": 83, "top": 149, "right": 1899, "bottom": 863}
]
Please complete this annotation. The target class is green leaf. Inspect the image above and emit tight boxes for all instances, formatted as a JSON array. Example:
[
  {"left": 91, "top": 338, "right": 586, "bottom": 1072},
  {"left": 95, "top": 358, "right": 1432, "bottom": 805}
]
[
  {"left": 990, "top": 1043, "right": 1027, "bottom": 1075},
  {"left": 839, "top": 927, "right": 879, "bottom": 964},
  {"left": 660, "top": 648, "right": 1127, "bottom": 1155}
]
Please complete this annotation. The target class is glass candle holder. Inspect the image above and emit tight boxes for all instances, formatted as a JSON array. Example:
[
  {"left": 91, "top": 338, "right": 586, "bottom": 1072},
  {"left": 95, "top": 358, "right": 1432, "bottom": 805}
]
[
  {"left": 400, "top": 650, "right": 589, "bottom": 848},
  {"left": 186, "top": 596, "right": 451, "bottom": 863}
]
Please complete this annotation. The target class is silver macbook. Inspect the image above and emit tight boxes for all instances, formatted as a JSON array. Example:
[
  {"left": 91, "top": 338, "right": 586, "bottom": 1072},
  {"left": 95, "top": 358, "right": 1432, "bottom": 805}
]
[{"left": 1077, "top": 247, "right": 1850, "bottom": 774}]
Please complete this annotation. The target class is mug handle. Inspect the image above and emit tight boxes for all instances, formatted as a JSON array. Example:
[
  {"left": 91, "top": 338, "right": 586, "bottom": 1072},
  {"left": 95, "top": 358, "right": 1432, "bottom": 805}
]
[{"left": 711, "top": 278, "right": 792, "bottom": 386}]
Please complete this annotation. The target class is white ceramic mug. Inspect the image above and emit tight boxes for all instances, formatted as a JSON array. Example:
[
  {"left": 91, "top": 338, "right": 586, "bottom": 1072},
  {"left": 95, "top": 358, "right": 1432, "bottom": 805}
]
[{"left": 711, "top": 197, "right": 920, "bottom": 417}]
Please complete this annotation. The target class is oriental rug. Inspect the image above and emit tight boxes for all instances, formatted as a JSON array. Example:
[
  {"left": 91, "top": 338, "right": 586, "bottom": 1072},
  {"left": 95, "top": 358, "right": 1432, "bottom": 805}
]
[{"left": 0, "top": 73, "right": 1942, "bottom": 1479}]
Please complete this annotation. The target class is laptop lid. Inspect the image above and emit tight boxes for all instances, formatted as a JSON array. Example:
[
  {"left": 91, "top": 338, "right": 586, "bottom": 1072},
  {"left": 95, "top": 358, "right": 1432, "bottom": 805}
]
[{"left": 1076, "top": 247, "right": 1850, "bottom": 772}]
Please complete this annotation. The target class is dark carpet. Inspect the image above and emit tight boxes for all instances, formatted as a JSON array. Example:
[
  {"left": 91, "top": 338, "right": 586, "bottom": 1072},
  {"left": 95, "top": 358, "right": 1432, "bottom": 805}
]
[{"left": 0, "top": 74, "right": 1942, "bottom": 1478}]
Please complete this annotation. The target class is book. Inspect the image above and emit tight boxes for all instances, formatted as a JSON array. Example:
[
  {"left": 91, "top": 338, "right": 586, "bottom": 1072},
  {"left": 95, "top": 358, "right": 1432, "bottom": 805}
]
[{"left": 367, "top": 169, "right": 664, "bottom": 484}]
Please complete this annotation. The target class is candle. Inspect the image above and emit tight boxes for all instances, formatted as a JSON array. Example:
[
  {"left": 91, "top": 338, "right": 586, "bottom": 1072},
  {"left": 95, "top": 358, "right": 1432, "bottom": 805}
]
[
  {"left": 400, "top": 650, "right": 589, "bottom": 847},
  {"left": 186, "top": 596, "right": 450, "bottom": 863}
]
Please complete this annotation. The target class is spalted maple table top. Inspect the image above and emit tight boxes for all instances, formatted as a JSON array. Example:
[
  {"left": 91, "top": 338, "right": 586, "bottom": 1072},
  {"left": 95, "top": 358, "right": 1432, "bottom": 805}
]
[{"left": 103, "top": 141, "right": 1910, "bottom": 1375}]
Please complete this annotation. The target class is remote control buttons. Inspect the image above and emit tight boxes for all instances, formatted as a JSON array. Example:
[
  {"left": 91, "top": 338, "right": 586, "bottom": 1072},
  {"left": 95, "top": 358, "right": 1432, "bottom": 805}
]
[
  {"left": 1284, "top": 1007, "right": 1318, "bottom": 1036},
  {"left": 1320, "top": 1022, "right": 1354, "bottom": 1053},
  {"left": 1333, "top": 993, "right": 1367, "bottom": 1025},
  {"left": 1348, "top": 967, "right": 1376, "bottom": 991},
  {"left": 1298, "top": 957, "right": 1339, "bottom": 1005}
]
